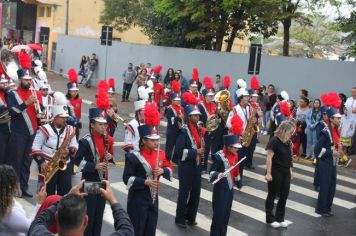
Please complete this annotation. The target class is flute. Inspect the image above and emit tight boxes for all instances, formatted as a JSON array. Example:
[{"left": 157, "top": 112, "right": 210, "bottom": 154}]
[{"left": 212, "top": 156, "right": 247, "bottom": 185}]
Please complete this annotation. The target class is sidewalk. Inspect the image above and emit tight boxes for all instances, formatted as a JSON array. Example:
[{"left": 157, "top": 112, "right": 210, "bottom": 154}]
[{"left": 47, "top": 71, "right": 356, "bottom": 175}]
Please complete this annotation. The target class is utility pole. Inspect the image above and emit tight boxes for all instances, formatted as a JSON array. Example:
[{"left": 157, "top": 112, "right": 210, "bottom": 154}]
[{"left": 65, "top": 0, "right": 69, "bottom": 35}]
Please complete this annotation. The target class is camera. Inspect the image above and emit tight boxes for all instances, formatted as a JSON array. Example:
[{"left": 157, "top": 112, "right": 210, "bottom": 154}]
[{"left": 80, "top": 181, "right": 106, "bottom": 194}]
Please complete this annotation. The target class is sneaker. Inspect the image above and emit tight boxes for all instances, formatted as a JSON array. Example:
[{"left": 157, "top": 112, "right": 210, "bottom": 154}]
[
  {"left": 345, "top": 159, "right": 352, "bottom": 168},
  {"left": 263, "top": 131, "right": 268, "bottom": 135},
  {"left": 279, "top": 221, "right": 288, "bottom": 228},
  {"left": 269, "top": 221, "right": 281, "bottom": 228}
]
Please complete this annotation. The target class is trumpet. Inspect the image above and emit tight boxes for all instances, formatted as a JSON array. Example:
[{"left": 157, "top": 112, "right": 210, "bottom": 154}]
[
  {"left": 31, "top": 88, "right": 43, "bottom": 119},
  {"left": 111, "top": 113, "right": 128, "bottom": 127}
]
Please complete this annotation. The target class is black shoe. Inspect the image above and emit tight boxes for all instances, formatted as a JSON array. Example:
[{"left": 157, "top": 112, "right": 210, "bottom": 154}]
[
  {"left": 314, "top": 186, "right": 320, "bottom": 192},
  {"left": 176, "top": 223, "right": 187, "bottom": 229},
  {"left": 21, "top": 189, "right": 33, "bottom": 198},
  {"left": 327, "top": 212, "right": 334, "bottom": 216},
  {"left": 186, "top": 221, "right": 197, "bottom": 226},
  {"left": 121, "top": 99, "right": 125, "bottom": 102}
]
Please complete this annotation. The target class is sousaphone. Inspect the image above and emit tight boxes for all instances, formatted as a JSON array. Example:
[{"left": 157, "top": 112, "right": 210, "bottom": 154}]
[{"left": 0, "top": 48, "right": 21, "bottom": 81}]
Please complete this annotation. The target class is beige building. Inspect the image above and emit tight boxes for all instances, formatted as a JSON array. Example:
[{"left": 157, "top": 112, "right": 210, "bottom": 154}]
[{"left": 21, "top": 0, "right": 249, "bottom": 69}]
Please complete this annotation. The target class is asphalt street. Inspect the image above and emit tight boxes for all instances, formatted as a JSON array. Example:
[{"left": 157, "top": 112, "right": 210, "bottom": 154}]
[{"left": 18, "top": 73, "right": 356, "bottom": 236}]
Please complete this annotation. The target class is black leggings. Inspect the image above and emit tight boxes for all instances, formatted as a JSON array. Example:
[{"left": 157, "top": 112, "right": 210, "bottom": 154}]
[{"left": 265, "top": 167, "right": 291, "bottom": 223}]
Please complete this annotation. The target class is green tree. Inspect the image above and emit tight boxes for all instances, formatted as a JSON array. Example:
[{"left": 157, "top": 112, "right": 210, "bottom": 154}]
[
  {"left": 100, "top": 0, "right": 202, "bottom": 48},
  {"left": 154, "top": 0, "right": 278, "bottom": 51},
  {"left": 338, "top": 11, "right": 356, "bottom": 57}
]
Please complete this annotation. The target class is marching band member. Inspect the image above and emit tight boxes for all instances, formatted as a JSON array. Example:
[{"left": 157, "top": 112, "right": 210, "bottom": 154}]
[
  {"left": 0, "top": 74, "right": 11, "bottom": 164},
  {"left": 123, "top": 102, "right": 173, "bottom": 236},
  {"left": 270, "top": 91, "right": 289, "bottom": 138},
  {"left": 65, "top": 69, "right": 83, "bottom": 140},
  {"left": 226, "top": 87, "right": 254, "bottom": 188},
  {"left": 165, "top": 80, "right": 184, "bottom": 162},
  {"left": 107, "top": 77, "right": 119, "bottom": 136},
  {"left": 73, "top": 87, "right": 114, "bottom": 236},
  {"left": 123, "top": 100, "right": 146, "bottom": 153},
  {"left": 244, "top": 76, "right": 262, "bottom": 169},
  {"left": 6, "top": 69, "right": 43, "bottom": 198},
  {"left": 40, "top": 83, "right": 54, "bottom": 124},
  {"left": 314, "top": 93, "right": 341, "bottom": 217},
  {"left": 31, "top": 102, "right": 77, "bottom": 196},
  {"left": 198, "top": 77, "right": 216, "bottom": 173},
  {"left": 233, "top": 78, "right": 247, "bottom": 105},
  {"left": 209, "top": 115, "right": 243, "bottom": 236},
  {"left": 151, "top": 71, "right": 166, "bottom": 111},
  {"left": 182, "top": 68, "right": 202, "bottom": 106},
  {"left": 174, "top": 103, "right": 205, "bottom": 228}
]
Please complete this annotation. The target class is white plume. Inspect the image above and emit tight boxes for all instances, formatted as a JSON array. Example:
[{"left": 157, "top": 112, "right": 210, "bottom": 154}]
[
  {"left": 280, "top": 91, "right": 289, "bottom": 101},
  {"left": 146, "top": 80, "right": 154, "bottom": 89},
  {"left": 237, "top": 78, "right": 247, "bottom": 88},
  {"left": 53, "top": 92, "right": 68, "bottom": 105},
  {"left": 38, "top": 70, "right": 47, "bottom": 82},
  {"left": 34, "top": 59, "right": 43, "bottom": 67}
]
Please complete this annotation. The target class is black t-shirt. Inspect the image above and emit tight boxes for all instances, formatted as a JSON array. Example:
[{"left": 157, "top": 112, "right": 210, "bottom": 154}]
[
  {"left": 266, "top": 136, "right": 293, "bottom": 169},
  {"left": 266, "top": 94, "right": 277, "bottom": 111}
]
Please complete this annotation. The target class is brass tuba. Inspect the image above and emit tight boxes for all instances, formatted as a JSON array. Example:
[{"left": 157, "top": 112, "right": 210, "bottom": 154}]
[
  {"left": 206, "top": 90, "right": 231, "bottom": 133},
  {"left": 0, "top": 48, "right": 21, "bottom": 81}
]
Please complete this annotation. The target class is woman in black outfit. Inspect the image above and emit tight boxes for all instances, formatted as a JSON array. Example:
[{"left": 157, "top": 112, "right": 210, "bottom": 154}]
[{"left": 265, "top": 120, "right": 296, "bottom": 228}]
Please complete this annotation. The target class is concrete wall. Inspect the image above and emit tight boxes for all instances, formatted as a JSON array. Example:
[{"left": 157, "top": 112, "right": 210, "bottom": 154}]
[{"left": 54, "top": 35, "right": 356, "bottom": 101}]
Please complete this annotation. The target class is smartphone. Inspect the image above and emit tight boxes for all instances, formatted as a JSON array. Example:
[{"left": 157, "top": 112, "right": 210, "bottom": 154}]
[
  {"left": 37, "top": 174, "right": 46, "bottom": 193},
  {"left": 80, "top": 181, "right": 106, "bottom": 194}
]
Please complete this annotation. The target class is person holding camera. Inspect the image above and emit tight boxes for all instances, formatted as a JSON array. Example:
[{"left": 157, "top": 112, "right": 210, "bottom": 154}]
[
  {"left": 73, "top": 102, "right": 114, "bottom": 236},
  {"left": 123, "top": 103, "right": 173, "bottom": 236},
  {"left": 28, "top": 180, "right": 135, "bottom": 236},
  {"left": 31, "top": 102, "right": 78, "bottom": 196}
]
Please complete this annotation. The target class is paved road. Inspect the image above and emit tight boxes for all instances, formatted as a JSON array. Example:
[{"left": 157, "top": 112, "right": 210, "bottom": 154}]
[{"left": 18, "top": 73, "right": 356, "bottom": 236}]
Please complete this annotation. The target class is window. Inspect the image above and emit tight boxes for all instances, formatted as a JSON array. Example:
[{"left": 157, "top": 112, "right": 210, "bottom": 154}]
[
  {"left": 46, "top": 7, "right": 51, "bottom": 17},
  {"left": 38, "top": 6, "right": 45, "bottom": 17}
]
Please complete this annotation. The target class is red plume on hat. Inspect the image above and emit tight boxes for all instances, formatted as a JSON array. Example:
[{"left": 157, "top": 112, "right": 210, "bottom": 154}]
[
  {"left": 328, "top": 92, "right": 341, "bottom": 109},
  {"left": 108, "top": 77, "right": 115, "bottom": 88},
  {"left": 192, "top": 68, "right": 199, "bottom": 82},
  {"left": 230, "top": 114, "right": 244, "bottom": 135},
  {"left": 183, "top": 92, "right": 199, "bottom": 105},
  {"left": 68, "top": 68, "right": 78, "bottom": 83},
  {"left": 172, "top": 80, "right": 180, "bottom": 93},
  {"left": 250, "top": 76, "right": 259, "bottom": 90},
  {"left": 321, "top": 93, "right": 330, "bottom": 106},
  {"left": 97, "top": 80, "right": 109, "bottom": 92},
  {"left": 18, "top": 52, "right": 31, "bottom": 69},
  {"left": 223, "top": 75, "right": 231, "bottom": 89},
  {"left": 279, "top": 101, "right": 291, "bottom": 117},
  {"left": 153, "top": 65, "right": 162, "bottom": 74},
  {"left": 95, "top": 88, "right": 110, "bottom": 110},
  {"left": 0, "top": 64, "right": 5, "bottom": 75},
  {"left": 143, "top": 102, "right": 160, "bottom": 126},
  {"left": 203, "top": 76, "right": 213, "bottom": 89}
]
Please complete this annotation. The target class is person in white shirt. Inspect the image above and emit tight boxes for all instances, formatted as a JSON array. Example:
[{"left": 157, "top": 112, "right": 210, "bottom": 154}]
[
  {"left": 123, "top": 100, "right": 146, "bottom": 153},
  {"left": 31, "top": 104, "right": 78, "bottom": 196},
  {"left": 40, "top": 84, "right": 54, "bottom": 124},
  {"left": 0, "top": 165, "right": 47, "bottom": 236},
  {"left": 339, "top": 106, "right": 356, "bottom": 167},
  {"left": 344, "top": 87, "right": 356, "bottom": 156}
]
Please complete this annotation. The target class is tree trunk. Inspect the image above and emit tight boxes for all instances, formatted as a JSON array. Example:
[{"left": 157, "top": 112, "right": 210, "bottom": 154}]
[
  {"left": 282, "top": 17, "right": 292, "bottom": 56},
  {"left": 226, "top": 26, "right": 238, "bottom": 52}
]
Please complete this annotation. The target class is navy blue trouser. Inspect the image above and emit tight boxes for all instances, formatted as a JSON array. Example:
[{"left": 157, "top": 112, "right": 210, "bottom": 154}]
[
  {"left": 316, "top": 156, "right": 336, "bottom": 214},
  {"left": 6, "top": 132, "right": 35, "bottom": 192},
  {"left": 84, "top": 193, "right": 106, "bottom": 236},
  {"left": 0, "top": 128, "right": 10, "bottom": 164},
  {"left": 122, "top": 82, "right": 133, "bottom": 100},
  {"left": 176, "top": 162, "right": 201, "bottom": 224},
  {"left": 245, "top": 133, "right": 257, "bottom": 168}
]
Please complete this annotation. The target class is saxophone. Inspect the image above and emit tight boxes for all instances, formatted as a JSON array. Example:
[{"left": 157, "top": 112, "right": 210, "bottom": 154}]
[
  {"left": 98, "top": 130, "right": 109, "bottom": 181},
  {"left": 111, "top": 113, "right": 129, "bottom": 127},
  {"left": 44, "top": 128, "right": 76, "bottom": 182},
  {"left": 241, "top": 107, "right": 258, "bottom": 147}
]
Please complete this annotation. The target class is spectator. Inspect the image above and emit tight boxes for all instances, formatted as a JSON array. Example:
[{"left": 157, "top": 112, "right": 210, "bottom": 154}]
[
  {"left": 135, "top": 68, "right": 148, "bottom": 100},
  {"left": 300, "top": 89, "right": 309, "bottom": 100},
  {"left": 28, "top": 180, "right": 134, "bottom": 236},
  {"left": 339, "top": 106, "right": 355, "bottom": 167},
  {"left": 83, "top": 53, "right": 98, "bottom": 88},
  {"left": 0, "top": 165, "right": 47, "bottom": 235},
  {"left": 163, "top": 68, "right": 175, "bottom": 85},
  {"left": 177, "top": 69, "right": 188, "bottom": 93},
  {"left": 78, "top": 56, "right": 87, "bottom": 79},
  {"left": 345, "top": 87, "right": 356, "bottom": 155},
  {"left": 146, "top": 62, "right": 152, "bottom": 75},
  {"left": 122, "top": 62, "right": 137, "bottom": 102},
  {"left": 294, "top": 97, "right": 310, "bottom": 157},
  {"left": 214, "top": 74, "right": 223, "bottom": 92},
  {"left": 263, "top": 84, "right": 276, "bottom": 135},
  {"left": 305, "top": 99, "right": 322, "bottom": 160}
]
